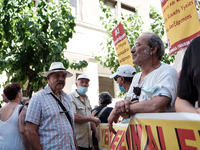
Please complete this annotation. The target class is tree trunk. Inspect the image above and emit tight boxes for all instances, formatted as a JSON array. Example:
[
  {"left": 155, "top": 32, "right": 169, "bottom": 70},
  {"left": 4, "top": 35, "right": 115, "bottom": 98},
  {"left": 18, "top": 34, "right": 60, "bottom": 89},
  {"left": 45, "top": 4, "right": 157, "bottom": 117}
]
[
  {"left": 23, "top": 80, "right": 33, "bottom": 98},
  {"left": 27, "top": 84, "right": 33, "bottom": 98}
]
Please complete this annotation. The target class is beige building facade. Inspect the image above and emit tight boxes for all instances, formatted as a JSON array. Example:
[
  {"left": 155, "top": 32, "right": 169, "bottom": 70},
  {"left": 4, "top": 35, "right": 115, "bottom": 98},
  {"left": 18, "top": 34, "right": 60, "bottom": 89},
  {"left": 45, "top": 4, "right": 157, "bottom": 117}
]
[{"left": 64, "top": 0, "right": 165, "bottom": 108}]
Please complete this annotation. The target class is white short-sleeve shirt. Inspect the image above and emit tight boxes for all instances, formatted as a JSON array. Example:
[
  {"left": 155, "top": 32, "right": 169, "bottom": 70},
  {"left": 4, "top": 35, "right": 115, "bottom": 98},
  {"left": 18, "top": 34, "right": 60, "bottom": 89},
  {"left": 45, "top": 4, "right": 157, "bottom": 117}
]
[{"left": 127, "top": 63, "right": 178, "bottom": 107}]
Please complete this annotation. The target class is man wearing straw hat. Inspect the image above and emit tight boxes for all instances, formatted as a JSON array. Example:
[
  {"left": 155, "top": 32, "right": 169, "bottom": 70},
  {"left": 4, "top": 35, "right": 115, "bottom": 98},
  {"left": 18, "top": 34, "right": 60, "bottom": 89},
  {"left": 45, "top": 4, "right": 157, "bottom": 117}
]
[{"left": 25, "top": 62, "right": 77, "bottom": 150}]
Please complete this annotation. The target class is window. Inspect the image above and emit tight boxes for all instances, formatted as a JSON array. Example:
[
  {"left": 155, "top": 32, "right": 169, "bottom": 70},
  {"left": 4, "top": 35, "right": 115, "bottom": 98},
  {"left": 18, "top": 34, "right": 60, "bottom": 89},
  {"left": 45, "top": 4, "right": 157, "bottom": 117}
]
[
  {"left": 69, "top": 0, "right": 78, "bottom": 17},
  {"left": 100, "top": 0, "right": 117, "bottom": 17},
  {"left": 100, "top": 0, "right": 136, "bottom": 19},
  {"left": 121, "top": 3, "right": 136, "bottom": 17}
]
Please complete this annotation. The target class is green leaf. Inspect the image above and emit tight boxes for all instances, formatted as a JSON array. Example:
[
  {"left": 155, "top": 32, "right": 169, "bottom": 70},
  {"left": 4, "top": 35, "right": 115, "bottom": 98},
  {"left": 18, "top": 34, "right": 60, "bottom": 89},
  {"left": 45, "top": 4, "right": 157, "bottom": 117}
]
[
  {"left": 0, "top": 0, "right": 87, "bottom": 97},
  {"left": 95, "top": 2, "right": 174, "bottom": 76}
]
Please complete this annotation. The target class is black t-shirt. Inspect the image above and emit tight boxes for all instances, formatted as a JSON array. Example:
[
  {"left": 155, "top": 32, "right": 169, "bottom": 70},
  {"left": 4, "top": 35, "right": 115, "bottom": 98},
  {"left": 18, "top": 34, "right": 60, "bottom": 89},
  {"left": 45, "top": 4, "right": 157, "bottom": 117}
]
[
  {"left": 177, "top": 36, "right": 200, "bottom": 106},
  {"left": 92, "top": 105, "right": 113, "bottom": 123}
]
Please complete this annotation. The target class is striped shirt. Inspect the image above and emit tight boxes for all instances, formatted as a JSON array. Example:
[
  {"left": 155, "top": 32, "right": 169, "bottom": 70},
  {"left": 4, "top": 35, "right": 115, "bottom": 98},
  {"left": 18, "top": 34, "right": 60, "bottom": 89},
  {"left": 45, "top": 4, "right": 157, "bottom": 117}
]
[{"left": 25, "top": 84, "right": 75, "bottom": 150}]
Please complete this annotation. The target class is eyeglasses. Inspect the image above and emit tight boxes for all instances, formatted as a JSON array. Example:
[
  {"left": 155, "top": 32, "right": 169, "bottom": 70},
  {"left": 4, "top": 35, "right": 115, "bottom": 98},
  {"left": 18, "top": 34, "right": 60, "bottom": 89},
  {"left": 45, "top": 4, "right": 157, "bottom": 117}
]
[
  {"left": 132, "top": 43, "right": 142, "bottom": 49},
  {"left": 114, "top": 75, "right": 121, "bottom": 81},
  {"left": 132, "top": 43, "right": 150, "bottom": 50}
]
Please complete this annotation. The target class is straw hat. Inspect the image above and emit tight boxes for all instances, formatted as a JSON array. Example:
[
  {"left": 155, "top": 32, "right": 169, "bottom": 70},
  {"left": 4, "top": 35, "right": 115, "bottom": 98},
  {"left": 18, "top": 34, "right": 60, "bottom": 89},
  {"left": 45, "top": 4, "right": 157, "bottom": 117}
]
[{"left": 42, "top": 62, "right": 73, "bottom": 78}]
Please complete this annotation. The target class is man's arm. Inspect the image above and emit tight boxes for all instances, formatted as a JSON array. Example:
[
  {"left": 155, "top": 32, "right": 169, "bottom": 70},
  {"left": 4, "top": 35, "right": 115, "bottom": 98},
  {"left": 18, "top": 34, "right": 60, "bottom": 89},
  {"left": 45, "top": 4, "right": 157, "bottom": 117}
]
[
  {"left": 116, "top": 96, "right": 171, "bottom": 115},
  {"left": 175, "top": 97, "right": 198, "bottom": 113},
  {"left": 130, "top": 96, "right": 171, "bottom": 114},
  {"left": 90, "top": 121, "right": 97, "bottom": 134},
  {"left": 18, "top": 106, "right": 31, "bottom": 149},
  {"left": 108, "top": 100, "right": 138, "bottom": 134},
  {"left": 108, "top": 96, "right": 171, "bottom": 134},
  {"left": 26, "top": 122, "right": 43, "bottom": 150},
  {"left": 74, "top": 113, "right": 100, "bottom": 125},
  {"left": 90, "top": 110, "right": 99, "bottom": 130},
  {"left": 107, "top": 109, "right": 121, "bottom": 134}
]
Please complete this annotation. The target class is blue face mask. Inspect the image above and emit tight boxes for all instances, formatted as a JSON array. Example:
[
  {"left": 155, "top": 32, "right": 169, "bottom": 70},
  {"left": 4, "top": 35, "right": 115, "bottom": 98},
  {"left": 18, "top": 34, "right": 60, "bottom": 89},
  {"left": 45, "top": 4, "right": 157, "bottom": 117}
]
[
  {"left": 142, "top": 86, "right": 160, "bottom": 97},
  {"left": 77, "top": 86, "right": 88, "bottom": 95},
  {"left": 118, "top": 84, "right": 126, "bottom": 92}
]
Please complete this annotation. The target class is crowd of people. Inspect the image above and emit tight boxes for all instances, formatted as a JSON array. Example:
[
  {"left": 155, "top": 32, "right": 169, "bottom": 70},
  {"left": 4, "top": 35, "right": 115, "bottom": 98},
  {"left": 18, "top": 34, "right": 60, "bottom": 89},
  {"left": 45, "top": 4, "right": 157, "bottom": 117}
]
[{"left": 0, "top": 32, "right": 199, "bottom": 150}]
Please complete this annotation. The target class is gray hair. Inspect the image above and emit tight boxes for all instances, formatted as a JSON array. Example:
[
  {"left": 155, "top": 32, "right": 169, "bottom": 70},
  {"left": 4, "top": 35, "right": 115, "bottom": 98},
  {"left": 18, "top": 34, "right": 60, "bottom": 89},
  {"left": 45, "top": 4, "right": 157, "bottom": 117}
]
[
  {"left": 145, "top": 33, "right": 165, "bottom": 60},
  {"left": 99, "top": 92, "right": 112, "bottom": 105}
]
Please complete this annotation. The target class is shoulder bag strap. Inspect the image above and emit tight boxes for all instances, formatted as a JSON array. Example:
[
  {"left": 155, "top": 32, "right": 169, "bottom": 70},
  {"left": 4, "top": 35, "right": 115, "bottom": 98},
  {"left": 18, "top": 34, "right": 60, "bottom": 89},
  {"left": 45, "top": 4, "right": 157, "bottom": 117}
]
[
  {"left": 97, "top": 106, "right": 107, "bottom": 118},
  {"left": 50, "top": 93, "right": 72, "bottom": 127},
  {"left": 19, "top": 105, "right": 24, "bottom": 114}
]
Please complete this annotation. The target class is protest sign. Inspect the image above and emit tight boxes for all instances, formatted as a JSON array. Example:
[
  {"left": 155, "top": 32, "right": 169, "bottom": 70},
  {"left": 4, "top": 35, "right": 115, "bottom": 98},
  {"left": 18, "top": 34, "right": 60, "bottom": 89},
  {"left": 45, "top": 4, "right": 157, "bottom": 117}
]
[
  {"left": 96, "top": 123, "right": 128, "bottom": 150},
  {"left": 97, "top": 113, "right": 200, "bottom": 150},
  {"left": 112, "top": 23, "right": 133, "bottom": 66},
  {"left": 161, "top": 0, "right": 200, "bottom": 54}
]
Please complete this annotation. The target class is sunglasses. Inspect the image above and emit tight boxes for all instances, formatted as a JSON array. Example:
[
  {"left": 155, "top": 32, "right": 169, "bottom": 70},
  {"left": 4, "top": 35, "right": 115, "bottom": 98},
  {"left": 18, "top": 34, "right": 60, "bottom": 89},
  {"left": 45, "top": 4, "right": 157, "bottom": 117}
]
[
  {"left": 131, "top": 87, "right": 141, "bottom": 101},
  {"left": 134, "top": 87, "right": 141, "bottom": 96},
  {"left": 114, "top": 75, "right": 121, "bottom": 81}
]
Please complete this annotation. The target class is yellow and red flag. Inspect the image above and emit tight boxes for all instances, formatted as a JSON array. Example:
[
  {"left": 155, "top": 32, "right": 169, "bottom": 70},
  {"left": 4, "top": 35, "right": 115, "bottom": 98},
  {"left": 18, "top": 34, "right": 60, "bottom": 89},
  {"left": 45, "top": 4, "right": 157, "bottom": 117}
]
[
  {"left": 112, "top": 23, "right": 134, "bottom": 66},
  {"left": 161, "top": 0, "right": 200, "bottom": 54}
]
